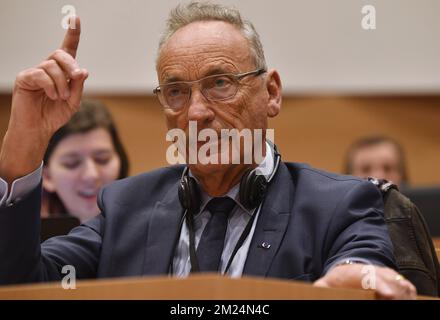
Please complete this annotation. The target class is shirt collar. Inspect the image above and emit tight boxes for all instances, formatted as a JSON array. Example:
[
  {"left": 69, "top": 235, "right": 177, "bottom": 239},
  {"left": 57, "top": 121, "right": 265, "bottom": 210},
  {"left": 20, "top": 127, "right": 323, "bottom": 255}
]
[{"left": 190, "top": 141, "right": 274, "bottom": 216}]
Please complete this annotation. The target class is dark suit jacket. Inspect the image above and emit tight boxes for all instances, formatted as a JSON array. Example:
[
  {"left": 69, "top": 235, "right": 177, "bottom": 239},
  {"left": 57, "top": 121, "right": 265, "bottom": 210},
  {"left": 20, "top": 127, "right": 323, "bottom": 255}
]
[{"left": 0, "top": 162, "right": 396, "bottom": 284}]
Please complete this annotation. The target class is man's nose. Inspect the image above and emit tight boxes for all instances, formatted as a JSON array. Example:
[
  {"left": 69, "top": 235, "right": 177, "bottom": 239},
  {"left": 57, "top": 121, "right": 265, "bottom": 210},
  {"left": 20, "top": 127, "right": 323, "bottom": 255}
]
[{"left": 187, "top": 88, "right": 215, "bottom": 124}]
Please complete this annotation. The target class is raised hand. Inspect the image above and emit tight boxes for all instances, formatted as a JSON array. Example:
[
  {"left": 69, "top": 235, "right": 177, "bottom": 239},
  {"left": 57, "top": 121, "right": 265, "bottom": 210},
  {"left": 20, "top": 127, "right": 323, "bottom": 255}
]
[{"left": 0, "top": 16, "right": 88, "bottom": 184}]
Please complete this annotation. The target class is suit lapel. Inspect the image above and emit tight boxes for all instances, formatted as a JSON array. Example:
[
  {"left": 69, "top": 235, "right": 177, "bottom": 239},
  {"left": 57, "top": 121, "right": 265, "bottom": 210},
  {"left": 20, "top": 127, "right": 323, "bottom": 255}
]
[
  {"left": 243, "top": 162, "right": 294, "bottom": 277},
  {"left": 142, "top": 181, "right": 184, "bottom": 275}
]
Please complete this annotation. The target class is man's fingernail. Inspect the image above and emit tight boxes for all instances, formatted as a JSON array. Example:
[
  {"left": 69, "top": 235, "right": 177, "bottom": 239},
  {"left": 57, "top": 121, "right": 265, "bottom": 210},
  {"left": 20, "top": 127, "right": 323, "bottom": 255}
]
[
  {"left": 72, "top": 69, "right": 81, "bottom": 76},
  {"left": 64, "top": 89, "right": 70, "bottom": 99}
]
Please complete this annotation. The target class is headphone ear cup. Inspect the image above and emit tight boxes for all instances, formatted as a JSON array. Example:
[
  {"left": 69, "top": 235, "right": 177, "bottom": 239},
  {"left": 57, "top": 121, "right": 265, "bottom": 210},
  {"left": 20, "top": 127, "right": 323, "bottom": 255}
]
[
  {"left": 240, "top": 169, "right": 268, "bottom": 210},
  {"left": 178, "top": 176, "right": 189, "bottom": 210},
  {"left": 239, "top": 168, "right": 252, "bottom": 209},
  {"left": 178, "top": 175, "right": 200, "bottom": 214},
  {"left": 187, "top": 177, "right": 201, "bottom": 214}
]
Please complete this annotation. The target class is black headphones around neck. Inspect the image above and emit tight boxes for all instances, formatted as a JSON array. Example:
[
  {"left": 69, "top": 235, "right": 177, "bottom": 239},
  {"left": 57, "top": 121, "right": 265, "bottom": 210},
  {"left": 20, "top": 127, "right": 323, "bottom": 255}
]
[{"left": 178, "top": 144, "right": 281, "bottom": 215}]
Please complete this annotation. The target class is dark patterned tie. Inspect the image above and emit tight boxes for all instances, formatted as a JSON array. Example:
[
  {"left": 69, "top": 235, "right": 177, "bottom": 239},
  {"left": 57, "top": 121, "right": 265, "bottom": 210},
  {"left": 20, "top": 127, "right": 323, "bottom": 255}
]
[{"left": 196, "top": 197, "right": 236, "bottom": 272}]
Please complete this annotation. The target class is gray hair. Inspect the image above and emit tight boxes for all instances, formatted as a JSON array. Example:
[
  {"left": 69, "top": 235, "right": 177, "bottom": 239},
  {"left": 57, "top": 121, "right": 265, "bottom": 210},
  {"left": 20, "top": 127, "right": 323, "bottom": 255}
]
[{"left": 157, "top": 1, "right": 267, "bottom": 70}]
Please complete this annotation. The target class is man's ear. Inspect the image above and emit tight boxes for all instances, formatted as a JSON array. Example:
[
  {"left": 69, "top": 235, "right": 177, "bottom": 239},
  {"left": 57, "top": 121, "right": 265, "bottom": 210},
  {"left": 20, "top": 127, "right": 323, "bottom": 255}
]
[
  {"left": 265, "top": 69, "right": 282, "bottom": 118},
  {"left": 42, "top": 167, "right": 56, "bottom": 193}
]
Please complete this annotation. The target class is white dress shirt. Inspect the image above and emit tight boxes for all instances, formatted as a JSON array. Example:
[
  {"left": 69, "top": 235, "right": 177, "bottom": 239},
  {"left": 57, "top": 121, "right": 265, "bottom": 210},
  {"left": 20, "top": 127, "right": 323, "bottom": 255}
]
[{"left": 172, "top": 144, "right": 274, "bottom": 277}]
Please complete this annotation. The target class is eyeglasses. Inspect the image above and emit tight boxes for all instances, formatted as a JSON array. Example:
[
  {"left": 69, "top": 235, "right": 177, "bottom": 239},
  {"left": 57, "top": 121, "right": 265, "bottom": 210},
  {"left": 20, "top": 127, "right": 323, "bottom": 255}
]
[{"left": 153, "top": 68, "right": 266, "bottom": 110}]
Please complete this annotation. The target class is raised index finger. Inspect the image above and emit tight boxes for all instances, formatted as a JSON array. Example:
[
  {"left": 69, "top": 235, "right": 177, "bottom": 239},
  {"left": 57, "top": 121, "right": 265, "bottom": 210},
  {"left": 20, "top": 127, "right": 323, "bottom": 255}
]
[{"left": 61, "top": 16, "right": 81, "bottom": 58}]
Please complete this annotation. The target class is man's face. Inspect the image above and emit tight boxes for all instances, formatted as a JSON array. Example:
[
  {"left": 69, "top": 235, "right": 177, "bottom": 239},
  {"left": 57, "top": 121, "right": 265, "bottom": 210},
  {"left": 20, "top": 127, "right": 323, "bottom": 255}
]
[
  {"left": 156, "top": 21, "right": 278, "bottom": 176},
  {"left": 350, "top": 142, "right": 403, "bottom": 185}
]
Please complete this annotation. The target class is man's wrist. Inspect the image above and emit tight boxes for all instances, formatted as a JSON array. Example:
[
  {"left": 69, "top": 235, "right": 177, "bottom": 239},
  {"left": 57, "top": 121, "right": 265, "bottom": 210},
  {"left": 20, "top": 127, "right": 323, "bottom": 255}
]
[
  {"left": 333, "top": 258, "right": 367, "bottom": 268},
  {"left": 0, "top": 129, "right": 48, "bottom": 184}
]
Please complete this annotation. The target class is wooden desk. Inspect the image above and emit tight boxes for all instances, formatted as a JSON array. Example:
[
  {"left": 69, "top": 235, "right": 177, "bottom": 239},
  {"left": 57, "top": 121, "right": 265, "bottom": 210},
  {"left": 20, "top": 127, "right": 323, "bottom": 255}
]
[{"left": 0, "top": 275, "right": 375, "bottom": 300}]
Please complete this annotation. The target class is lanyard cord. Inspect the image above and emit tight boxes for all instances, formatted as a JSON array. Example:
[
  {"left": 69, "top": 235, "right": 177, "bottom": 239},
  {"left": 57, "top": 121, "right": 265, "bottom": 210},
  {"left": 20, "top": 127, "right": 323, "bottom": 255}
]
[
  {"left": 187, "top": 211, "right": 200, "bottom": 272},
  {"left": 187, "top": 202, "right": 260, "bottom": 275},
  {"left": 222, "top": 205, "right": 259, "bottom": 275}
]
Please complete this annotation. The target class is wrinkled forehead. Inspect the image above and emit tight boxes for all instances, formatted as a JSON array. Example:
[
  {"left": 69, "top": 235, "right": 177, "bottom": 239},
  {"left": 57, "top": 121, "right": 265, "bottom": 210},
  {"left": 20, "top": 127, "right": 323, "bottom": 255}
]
[{"left": 156, "top": 21, "right": 254, "bottom": 81}]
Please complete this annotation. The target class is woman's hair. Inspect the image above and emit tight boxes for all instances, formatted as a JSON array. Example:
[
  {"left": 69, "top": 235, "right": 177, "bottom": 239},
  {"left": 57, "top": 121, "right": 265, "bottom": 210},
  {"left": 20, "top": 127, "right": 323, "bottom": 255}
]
[{"left": 43, "top": 100, "right": 129, "bottom": 215}]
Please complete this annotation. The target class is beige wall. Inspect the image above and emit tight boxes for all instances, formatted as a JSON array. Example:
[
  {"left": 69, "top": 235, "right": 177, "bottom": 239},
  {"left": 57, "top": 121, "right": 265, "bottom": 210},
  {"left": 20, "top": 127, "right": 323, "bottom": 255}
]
[
  {"left": 1, "top": 94, "right": 440, "bottom": 186},
  {"left": 1, "top": 0, "right": 440, "bottom": 95}
]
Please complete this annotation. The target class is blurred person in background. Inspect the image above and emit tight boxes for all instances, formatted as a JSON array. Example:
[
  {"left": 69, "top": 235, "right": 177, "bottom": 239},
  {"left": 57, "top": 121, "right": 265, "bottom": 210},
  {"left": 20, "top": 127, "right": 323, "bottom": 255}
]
[
  {"left": 41, "top": 100, "right": 129, "bottom": 223},
  {"left": 344, "top": 135, "right": 408, "bottom": 187}
]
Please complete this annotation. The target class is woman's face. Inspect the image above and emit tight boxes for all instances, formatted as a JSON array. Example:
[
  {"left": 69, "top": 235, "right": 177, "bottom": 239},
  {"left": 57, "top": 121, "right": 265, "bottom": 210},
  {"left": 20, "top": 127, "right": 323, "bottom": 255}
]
[{"left": 43, "top": 128, "right": 121, "bottom": 222}]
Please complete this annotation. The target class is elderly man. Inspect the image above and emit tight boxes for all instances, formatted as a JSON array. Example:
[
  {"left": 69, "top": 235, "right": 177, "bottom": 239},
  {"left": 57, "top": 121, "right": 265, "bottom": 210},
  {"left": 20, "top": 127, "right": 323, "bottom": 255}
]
[{"left": 0, "top": 2, "right": 415, "bottom": 299}]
